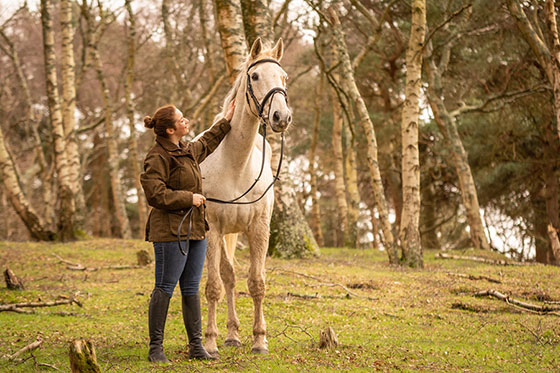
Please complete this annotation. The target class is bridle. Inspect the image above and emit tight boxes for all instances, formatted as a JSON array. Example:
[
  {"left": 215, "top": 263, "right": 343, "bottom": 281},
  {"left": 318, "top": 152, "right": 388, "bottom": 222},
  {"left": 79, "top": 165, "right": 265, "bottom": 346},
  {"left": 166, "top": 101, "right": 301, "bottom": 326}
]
[
  {"left": 176, "top": 59, "right": 288, "bottom": 255},
  {"left": 244, "top": 58, "right": 288, "bottom": 121}
]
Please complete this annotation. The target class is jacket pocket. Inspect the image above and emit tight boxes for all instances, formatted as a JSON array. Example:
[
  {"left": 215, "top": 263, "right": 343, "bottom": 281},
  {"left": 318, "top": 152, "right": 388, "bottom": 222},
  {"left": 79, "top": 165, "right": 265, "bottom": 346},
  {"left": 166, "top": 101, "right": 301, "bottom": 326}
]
[{"left": 169, "top": 210, "right": 190, "bottom": 237}]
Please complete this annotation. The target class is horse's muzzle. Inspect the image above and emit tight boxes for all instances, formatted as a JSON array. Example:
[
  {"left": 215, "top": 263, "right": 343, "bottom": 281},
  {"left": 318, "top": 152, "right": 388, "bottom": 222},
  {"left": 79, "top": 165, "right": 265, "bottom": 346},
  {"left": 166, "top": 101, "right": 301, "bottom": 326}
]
[{"left": 270, "top": 111, "right": 292, "bottom": 132}]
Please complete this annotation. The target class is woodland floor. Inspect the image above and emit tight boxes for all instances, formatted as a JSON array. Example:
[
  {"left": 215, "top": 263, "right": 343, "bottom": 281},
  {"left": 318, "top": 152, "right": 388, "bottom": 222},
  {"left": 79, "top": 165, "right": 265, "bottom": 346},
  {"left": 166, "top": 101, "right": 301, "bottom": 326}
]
[{"left": 0, "top": 239, "right": 559, "bottom": 372}]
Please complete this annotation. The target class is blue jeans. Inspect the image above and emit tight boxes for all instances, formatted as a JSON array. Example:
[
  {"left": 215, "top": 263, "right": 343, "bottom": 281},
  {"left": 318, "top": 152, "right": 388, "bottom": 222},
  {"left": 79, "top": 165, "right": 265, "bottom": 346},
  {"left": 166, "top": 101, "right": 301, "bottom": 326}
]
[{"left": 153, "top": 240, "right": 207, "bottom": 298}]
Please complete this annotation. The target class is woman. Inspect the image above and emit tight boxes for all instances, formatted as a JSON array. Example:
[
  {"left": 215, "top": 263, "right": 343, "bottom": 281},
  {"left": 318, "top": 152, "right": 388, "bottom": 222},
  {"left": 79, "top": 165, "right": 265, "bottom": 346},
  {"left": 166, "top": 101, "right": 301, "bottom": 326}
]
[{"left": 140, "top": 101, "right": 235, "bottom": 363}]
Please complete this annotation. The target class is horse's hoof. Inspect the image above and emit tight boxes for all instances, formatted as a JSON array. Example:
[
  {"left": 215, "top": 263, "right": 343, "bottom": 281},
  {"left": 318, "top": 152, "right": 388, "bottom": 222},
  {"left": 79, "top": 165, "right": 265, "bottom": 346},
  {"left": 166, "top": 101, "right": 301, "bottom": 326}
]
[
  {"left": 251, "top": 347, "right": 269, "bottom": 355},
  {"left": 224, "top": 339, "right": 242, "bottom": 347},
  {"left": 205, "top": 349, "right": 219, "bottom": 357}
]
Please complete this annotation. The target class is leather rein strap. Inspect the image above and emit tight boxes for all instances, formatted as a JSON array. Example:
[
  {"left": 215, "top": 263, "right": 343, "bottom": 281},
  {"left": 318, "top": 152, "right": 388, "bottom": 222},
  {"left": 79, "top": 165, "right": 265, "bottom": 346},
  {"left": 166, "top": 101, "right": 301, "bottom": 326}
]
[{"left": 177, "top": 59, "right": 287, "bottom": 255}]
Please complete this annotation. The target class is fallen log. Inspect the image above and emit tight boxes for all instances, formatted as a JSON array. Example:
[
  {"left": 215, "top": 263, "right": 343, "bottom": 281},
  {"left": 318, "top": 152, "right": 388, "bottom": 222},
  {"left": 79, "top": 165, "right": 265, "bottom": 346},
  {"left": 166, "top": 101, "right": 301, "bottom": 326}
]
[
  {"left": 69, "top": 340, "right": 101, "bottom": 373},
  {"left": 436, "top": 253, "right": 533, "bottom": 266},
  {"left": 475, "top": 289, "right": 560, "bottom": 315},
  {"left": 4, "top": 268, "right": 24, "bottom": 290}
]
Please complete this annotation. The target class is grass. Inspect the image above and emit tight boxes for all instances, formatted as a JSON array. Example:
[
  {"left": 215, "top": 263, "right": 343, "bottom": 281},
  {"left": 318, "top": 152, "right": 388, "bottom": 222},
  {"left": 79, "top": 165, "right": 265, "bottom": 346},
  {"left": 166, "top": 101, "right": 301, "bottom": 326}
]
[{"left": 0, "top": 239, "right": 559, "bottom": 372}]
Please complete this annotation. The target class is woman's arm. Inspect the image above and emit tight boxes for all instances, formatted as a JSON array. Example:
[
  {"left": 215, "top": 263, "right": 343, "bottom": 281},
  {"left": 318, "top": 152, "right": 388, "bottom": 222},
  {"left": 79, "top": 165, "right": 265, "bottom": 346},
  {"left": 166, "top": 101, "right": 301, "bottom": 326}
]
[
  {"left": 140, "top": 153, "right": 193, "bottom": 210},
  {"left": 190, "top": 100, "right": 235, "bottom": 163}
]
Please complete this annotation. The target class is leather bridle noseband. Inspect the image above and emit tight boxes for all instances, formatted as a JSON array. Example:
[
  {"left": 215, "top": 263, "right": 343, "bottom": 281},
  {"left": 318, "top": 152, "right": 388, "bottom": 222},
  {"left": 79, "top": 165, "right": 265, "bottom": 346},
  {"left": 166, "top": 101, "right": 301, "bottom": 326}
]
[{"left": 176, "top": 59, "right": 288, "bottom": 255}]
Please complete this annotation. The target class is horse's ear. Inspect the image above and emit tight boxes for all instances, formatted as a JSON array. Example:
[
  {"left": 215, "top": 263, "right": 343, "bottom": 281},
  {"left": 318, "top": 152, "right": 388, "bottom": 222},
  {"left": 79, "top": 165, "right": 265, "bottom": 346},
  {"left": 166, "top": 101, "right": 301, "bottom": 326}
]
[
  {"left": 271, "top": 38, "right": 284, "bottom": 61},
  {"left": 250, "top": 37, "right": 263, "bottom": 60}
]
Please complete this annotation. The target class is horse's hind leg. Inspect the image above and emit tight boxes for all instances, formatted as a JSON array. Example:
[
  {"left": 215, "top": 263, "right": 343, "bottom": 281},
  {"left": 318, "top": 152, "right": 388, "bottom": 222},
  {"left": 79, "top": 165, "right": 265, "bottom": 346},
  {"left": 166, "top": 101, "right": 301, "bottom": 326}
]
[
  {"left": 246, "top": 221, "right": 269, "bottom": 354},
  {"left": 204, "top": 230, "right": 224, "bottom": 355},
  {"left": 221, "top": 233, "right": 241, "bottom": 347}
]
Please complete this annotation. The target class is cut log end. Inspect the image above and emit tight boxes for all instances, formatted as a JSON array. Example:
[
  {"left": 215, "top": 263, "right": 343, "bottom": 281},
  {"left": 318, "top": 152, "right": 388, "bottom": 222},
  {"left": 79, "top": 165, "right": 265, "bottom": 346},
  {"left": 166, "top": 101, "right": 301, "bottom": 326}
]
[
  {"left": 69, "top": 339, "right": 101, "bottom": 373},
  {"left": 318, "top": 327, "right": 338, "bottom": 349},
  {"left": 4, "top": 268, "right": 24, "bottom": 290},
  {"left": 136, "top": 249, "right": 152, "bottom": 266}
]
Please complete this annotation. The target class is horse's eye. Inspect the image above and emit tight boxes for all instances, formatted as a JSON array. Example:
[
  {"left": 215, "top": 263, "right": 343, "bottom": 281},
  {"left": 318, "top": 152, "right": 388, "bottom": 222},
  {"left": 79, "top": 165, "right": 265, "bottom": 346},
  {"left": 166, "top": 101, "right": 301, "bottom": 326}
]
[{"left": 252, "top": 73, "right": 259, "bottom": 81}]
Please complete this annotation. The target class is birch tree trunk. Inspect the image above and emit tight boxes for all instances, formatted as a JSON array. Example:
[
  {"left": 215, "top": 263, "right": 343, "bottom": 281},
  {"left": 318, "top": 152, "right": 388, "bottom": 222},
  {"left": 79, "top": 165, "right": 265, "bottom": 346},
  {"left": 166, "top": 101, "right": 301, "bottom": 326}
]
[
  {"left": 91, "top": 42, "right": 132, "bottom": 239},
  {"left": 343, "top": 121, "right": 360, "bottom": 248},
  {"left": 240, "top": 0, "right": 273, "bottom": 47},
  {"left": 309, "top": 78, "right": 324, "bottom": 247},
  {"left": 328, "top": 7, "right": 398, "bottom": 263},
  {"left": 0, "top": 128, "right": 55, "bottom": 240},
  {"left": 125, "top": 0, "right": 147, "bottom": 237},
  {"left": 0, "top": 28, "right": 54, "bottom": 226},
  {"left": 214, "top": 0, "right": 247, "bottom": 82},
  {"left": 399, "top": 0, "right": 425, "bottom": 268},
  {"left": 41, "top": 0, "right": 76, "bottom": 241},
  {"left": 61, "top": 0, "right": 86, "bottom": 230},
  {"left": 241, "top": 0, "right": 319, "bottom": 258},
  {"left": 329, "top": 84, "right": 348, "bottom": 247}
]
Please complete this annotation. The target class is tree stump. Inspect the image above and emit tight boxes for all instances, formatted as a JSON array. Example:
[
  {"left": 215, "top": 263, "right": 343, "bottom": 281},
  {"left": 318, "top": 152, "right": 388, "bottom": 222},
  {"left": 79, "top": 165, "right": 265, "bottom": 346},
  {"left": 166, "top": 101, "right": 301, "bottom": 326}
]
[
  {"left": 318, "top": 327, "right": 338, "bottom": 349},
  {"left": 136, "top": 249, "right": 152, "bottom": 266},
  {"left": 69, "top": 340, "right": 101, "bottom": 373},
  {"left": 4, "top": 268, "right": 24, "bottom": 290}
]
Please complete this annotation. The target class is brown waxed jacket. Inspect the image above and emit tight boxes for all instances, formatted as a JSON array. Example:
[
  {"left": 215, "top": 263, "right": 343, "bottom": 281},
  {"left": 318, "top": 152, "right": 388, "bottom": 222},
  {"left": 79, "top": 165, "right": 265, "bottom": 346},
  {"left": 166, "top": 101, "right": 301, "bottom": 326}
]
[{"left": 141, "top": 118, "right": 231, "bottom": 242}]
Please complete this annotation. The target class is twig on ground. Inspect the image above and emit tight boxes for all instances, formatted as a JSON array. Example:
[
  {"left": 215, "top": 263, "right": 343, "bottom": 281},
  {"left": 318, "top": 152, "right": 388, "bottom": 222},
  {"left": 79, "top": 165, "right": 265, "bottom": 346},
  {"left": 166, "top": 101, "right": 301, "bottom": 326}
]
[
  {"left": 475, "top": 289, "right": 560, "bottom": 316},
  {"left": 4, "top": 336, "right": 43, "bottom": 361},
  {"left": 269, "top": 321, "right": 316, "bottom": 343},
  {"left": 447, "top": 272, "right": 502, "bottom": 284},
  {"left": 287, "top": 291, "right": 362, "bottom": 301},
  {"left": 287, "top": 292, "right": 319, "bottom": 299},
  {"left": 271, "top": 267, "right": 376, "bottom": 300},
  {"left": 37, "top": 362, "right": 60, "bottom": 371},
  {"left": 0, "top": 294, "right": 82, "bottom": 313},
  {"left": 436, "top": 253, "right": 535, "bottom": 266},
  {"left": 515, "top": 321, "right": 548, "bottom": 347},
  {"left": 53, "top": 254, "right": 143, "bottom": 271}
]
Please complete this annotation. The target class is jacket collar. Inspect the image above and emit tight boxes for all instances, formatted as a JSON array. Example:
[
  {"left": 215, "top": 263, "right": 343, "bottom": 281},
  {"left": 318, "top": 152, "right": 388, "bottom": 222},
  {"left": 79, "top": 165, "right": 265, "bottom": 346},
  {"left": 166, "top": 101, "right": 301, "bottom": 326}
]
[
  {"left": 156, "top": 135, "right": 188, "bottom": 153},
  {"left": 155, "top": 136, "right": 195, "bottom": 160}
]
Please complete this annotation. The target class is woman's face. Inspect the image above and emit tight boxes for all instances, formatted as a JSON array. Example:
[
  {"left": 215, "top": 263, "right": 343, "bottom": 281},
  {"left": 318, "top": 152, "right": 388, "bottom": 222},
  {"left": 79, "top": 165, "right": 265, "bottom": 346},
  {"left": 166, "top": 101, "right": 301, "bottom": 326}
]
[{"left": 173, "top": 109, "right": 189, "bottom": 138}]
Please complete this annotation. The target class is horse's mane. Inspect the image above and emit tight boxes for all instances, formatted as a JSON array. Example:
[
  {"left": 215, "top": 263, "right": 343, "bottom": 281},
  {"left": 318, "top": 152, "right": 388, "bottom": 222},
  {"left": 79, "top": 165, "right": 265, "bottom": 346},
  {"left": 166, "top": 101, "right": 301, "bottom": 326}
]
[{"left": 215, "top": 45, "right": 278, "bottom": 122}]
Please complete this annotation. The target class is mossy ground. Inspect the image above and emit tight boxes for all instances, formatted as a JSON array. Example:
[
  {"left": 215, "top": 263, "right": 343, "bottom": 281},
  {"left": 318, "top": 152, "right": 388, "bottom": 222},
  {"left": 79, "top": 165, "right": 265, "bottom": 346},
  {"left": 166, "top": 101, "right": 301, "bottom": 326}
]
[{"left": 0, "top": 240, "right": 559, "bottom": 372}]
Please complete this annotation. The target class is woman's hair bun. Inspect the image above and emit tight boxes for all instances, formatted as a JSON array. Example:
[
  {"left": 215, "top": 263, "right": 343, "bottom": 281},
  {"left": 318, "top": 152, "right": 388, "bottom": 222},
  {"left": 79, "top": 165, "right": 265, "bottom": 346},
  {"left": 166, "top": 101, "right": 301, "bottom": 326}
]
[{"left": 144, "top": 115, "right": 155, "bottom": 129}]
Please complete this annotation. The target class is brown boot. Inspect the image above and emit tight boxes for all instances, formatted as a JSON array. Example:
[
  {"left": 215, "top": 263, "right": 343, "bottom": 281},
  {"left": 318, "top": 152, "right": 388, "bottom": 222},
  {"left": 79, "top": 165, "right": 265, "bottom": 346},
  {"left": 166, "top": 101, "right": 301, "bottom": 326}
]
[
  {"left": 182, "top": 294, "right": 217, "bottom": 360},
  {"left": 148, "top": 288, "right": 170, "bottom": 363}
]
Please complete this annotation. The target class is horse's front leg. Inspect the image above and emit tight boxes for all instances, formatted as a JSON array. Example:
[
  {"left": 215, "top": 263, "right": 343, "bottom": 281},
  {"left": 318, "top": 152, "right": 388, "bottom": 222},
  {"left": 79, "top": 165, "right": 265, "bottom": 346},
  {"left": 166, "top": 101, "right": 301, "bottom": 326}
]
[
  {"left": 220, "top": 233, "right": 241, "bottom": 347},
  {"left": 204, "top": 230, "right": 224, "bottom": 355},
  {"left": 246, "top": 221, "right": 270, "bottom": 354}
]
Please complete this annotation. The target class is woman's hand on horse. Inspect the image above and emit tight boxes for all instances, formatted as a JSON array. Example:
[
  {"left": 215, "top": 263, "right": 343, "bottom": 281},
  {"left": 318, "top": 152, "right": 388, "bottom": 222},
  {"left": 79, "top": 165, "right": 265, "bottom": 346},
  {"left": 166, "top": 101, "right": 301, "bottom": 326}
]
[
  {"left": 193, "top": 194, "right": 206, "bottom": 207},
  {"left": 225, "top": 99, "right": 236, "bottom": 121}
]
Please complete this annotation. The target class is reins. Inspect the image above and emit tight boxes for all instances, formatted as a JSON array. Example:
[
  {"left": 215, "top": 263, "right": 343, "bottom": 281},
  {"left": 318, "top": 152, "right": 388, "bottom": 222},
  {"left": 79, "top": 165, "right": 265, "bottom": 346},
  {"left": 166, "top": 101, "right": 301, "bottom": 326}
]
[{"left": 176, "top": 59, "right": 287, "bottom": 255}]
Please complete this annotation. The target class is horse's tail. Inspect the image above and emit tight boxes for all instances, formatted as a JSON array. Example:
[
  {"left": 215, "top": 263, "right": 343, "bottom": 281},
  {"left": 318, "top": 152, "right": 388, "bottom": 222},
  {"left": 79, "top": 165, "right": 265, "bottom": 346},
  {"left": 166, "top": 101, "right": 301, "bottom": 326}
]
[{"left": 224, "top": 233, "right": 238, "bottom": 260}]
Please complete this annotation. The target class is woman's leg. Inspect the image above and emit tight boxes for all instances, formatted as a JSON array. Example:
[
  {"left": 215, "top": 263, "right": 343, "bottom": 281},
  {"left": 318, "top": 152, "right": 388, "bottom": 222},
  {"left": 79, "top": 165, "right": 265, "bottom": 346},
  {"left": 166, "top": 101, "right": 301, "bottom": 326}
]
[
  {"left": 154, "top": 241, "right": 189, "bottom": 297},
  {"left": 178, "top": 239, "right": 216, "bottom": 359},
  {"left": 148, "top": 241, "right": 188, "bottom": 363},
  {"left": 179, "top": 239, "right": 207, "bottom": 296}
]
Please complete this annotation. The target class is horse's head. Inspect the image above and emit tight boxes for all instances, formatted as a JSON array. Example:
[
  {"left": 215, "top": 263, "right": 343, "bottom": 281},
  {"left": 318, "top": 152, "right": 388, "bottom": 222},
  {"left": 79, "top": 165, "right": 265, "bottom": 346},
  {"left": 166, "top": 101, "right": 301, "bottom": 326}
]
[{"left": 245, "top": 38, "right": 292, "bottom": 133}]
